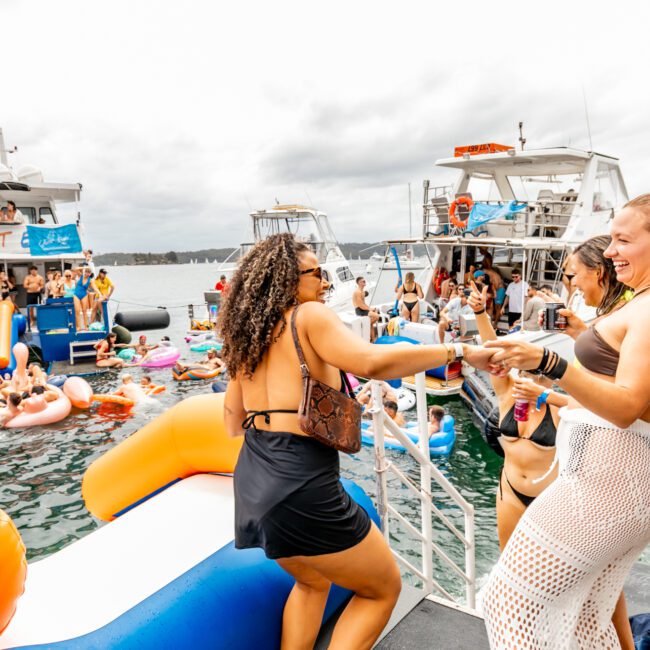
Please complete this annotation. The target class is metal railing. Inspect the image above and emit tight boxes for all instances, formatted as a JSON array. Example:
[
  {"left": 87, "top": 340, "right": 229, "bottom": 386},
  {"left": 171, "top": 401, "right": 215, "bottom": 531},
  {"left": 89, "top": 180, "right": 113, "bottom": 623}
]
[{"left": 370, "top": 375, "right": 476, "bottom": 608}]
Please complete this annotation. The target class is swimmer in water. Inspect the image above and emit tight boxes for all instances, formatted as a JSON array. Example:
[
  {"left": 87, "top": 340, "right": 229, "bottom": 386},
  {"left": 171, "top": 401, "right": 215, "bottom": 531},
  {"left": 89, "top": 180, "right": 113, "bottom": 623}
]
[{"left": 113, "top": 373, "right": 148, "bottom": 403}]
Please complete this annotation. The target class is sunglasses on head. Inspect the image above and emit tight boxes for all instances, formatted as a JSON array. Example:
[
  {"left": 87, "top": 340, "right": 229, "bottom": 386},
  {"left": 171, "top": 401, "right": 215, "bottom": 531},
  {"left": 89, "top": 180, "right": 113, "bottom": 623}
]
[{"left": 299, "top": 267, "right": 323, "bottom": 280}]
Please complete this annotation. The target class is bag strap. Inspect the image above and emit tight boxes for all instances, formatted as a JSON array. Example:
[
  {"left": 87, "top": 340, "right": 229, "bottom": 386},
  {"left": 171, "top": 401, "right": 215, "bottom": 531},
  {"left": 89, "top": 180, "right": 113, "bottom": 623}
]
[
  {"left": 292, "top": 305, "right": 356, "bottom": 399},
  {"left": 290, "top": 305, "right": 310, "bottom": 380}
]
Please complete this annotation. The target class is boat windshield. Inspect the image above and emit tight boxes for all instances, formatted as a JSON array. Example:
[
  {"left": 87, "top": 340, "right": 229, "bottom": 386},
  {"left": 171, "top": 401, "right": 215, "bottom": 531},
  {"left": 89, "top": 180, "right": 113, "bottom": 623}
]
[
  {"left": 506, "top": 174, "right": 582, "bottom": 202},
  {"left": 252, "top": 211, "right": 340, "bottom": 262}
]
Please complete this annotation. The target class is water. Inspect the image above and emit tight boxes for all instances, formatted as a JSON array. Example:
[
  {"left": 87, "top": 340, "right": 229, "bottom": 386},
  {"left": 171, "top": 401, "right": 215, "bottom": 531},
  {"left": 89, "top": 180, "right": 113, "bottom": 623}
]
[{"left": 1, "top": 262, "right": 646, "bottom": 601}]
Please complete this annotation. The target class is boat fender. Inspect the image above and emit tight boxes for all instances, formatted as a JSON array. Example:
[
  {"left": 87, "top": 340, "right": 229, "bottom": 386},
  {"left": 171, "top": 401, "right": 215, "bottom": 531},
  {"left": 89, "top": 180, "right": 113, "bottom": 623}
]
[
  {"left": 211, "top": 380, "right": 228, "bottom": 393},
  {"left": 114, "top": 309, "right": 170, "bottom": 332},
  {"left": 111, "top": 325, "right": 132, "bottom": 345}
]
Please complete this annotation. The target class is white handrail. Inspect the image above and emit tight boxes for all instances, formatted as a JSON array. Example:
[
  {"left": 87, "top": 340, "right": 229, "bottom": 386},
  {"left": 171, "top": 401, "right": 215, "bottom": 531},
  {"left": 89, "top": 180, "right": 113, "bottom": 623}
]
[{"left": 369, "top": 375, "right": 476, "bottom": 609}]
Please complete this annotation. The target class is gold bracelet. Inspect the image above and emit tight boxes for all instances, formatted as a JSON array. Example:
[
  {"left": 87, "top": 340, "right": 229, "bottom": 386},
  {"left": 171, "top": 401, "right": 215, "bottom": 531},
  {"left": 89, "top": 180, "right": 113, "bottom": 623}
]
[{"left": 443, "top": 344, "right": 454, "bottom": 365}]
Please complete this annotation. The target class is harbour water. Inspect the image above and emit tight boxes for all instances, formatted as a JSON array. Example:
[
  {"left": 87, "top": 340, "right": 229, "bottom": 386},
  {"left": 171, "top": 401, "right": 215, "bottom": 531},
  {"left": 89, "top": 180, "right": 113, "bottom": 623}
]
[{"left": 1, "top": 262, "right": 646, "bottom": 603}]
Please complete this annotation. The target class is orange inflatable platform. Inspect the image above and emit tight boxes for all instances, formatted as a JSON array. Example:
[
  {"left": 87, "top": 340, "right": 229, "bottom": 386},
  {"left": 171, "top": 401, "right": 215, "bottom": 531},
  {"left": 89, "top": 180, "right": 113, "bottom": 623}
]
[{"left": 82, "top": 393, "right": 243, "bottom": 521}]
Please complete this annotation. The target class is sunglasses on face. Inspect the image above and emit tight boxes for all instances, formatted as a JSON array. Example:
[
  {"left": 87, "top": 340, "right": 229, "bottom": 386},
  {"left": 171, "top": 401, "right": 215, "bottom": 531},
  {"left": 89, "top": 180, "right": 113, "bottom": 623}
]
[
  {"left": 299, "top": 267, "right": 323, "bottom": 280},
  {"left": 563, "top": 273, "right": 576, "bottom": 282}
]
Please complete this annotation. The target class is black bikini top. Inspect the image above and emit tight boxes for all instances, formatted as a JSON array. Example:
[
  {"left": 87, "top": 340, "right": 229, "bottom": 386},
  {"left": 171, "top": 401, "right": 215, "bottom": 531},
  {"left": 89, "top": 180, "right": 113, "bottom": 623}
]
[{"left": 499, "top": 404, "right": 556, "bottom": 448}]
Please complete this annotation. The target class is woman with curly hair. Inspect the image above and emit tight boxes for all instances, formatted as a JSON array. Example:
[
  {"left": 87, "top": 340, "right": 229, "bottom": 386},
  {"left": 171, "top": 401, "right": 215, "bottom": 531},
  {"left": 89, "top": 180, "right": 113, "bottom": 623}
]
[{"left": 220, "top": 233, "right": 499, "bottom": 649}]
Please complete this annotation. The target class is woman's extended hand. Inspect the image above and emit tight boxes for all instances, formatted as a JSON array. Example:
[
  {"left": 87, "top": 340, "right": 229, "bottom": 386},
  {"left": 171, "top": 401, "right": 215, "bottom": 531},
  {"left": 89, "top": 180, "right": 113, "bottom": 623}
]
[
  {"left": 468, "top": 281, "right": 488, "bottom": 313},
  {"left": 511, "top": 375, "right": 545, "bottom": 402},
  {"left": 483, "top": 339, "right": 545, "bottom": 371},
  {"left": 462, "top": 344, "right": 508, "bottom": 376},
  {"left": 558, "top": 308, "right": 588, "bottom": 340}
]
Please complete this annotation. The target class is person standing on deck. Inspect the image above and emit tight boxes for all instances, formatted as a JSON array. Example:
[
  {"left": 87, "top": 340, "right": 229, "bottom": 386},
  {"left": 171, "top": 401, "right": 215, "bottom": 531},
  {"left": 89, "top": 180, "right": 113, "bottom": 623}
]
[
  {"left": 23, "top": 265, "right": 44, "bottom": 327},
  {"left": 502, "top": 270, "right": 528, "bottom": 328}
]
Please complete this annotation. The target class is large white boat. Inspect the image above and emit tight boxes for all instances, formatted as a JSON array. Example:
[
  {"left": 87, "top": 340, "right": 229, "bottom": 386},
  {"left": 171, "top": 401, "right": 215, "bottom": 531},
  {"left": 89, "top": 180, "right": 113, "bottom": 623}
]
[
  {"left": 353, "top": 144, "right": 629, "bottom": 413},
  {"left": 0, "top": 128, "right": 88, "bottom": 303}
]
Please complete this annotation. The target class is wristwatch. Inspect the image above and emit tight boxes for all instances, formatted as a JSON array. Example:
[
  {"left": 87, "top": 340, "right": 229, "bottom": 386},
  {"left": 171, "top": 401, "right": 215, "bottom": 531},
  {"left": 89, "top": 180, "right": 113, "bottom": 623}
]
[{"left": 452, "top": 343, "right": 464, "bottom": 361}]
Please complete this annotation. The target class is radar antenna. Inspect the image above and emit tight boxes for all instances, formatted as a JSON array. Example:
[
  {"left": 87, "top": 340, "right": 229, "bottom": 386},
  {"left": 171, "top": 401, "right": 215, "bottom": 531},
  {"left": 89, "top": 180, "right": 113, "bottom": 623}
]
[{"left": 518, "top": 122, "right": 526, "bottom": 151}]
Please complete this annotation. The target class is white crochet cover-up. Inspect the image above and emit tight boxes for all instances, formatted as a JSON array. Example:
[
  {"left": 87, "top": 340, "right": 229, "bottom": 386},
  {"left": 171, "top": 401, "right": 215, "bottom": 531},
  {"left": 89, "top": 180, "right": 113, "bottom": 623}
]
[{"left": 483, "top": 407, "right": 650, "bottom": 649}]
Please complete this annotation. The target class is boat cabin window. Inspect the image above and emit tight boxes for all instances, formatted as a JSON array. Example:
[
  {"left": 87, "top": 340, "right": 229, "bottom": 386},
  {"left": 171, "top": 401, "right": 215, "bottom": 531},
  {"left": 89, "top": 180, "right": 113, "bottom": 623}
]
[
  {"left": 39, "top": 207, "right": 56, "bottom": 224},
  {"left": 463, "top": 175, "right": 500, "bottom": 201},
  {"left": 336, "top": 266, "right": 354, "bottom": 282},
  {"left": 506, "top": 175, "right": 580, "bottom": 203},
  {"left": 17, "top": 207, "right": 36, "bottom": 223},
  {"left": 593, "top": 162, "right": 622, "bottom": 212}
]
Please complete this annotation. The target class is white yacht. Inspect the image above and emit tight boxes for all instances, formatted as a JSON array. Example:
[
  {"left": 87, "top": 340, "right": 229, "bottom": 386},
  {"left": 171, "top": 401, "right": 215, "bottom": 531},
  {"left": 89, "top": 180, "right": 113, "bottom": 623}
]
[
  {"left": 242, "top": 204, "right": 361, "bottom": 312},
  {"left": 0, "top": 127, "right": 88, "bottom": 305},
  {"left": 355, "top": 144, "right": 629, "bottom": 413}
]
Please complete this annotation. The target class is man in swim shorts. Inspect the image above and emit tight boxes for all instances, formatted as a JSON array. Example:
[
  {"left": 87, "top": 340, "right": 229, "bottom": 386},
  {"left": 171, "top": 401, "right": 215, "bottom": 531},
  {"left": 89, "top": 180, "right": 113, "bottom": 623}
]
[
  {"left": 23, "top": 265, "right": 44, "bottom": 327},
  {"left": 113, "top": 374, "right": 148, "bottom": 403},
  {"left": 353, "top": 276, "right": 379, "bottom": 341},
  {"left": 174, "top": 348, "right": 224, "bottom": 374}
]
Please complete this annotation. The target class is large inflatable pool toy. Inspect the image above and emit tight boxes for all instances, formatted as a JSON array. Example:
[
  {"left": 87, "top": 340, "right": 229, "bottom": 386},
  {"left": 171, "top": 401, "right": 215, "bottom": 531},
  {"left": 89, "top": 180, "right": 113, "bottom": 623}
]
[
  {"left": 361, "top": 415, "right": 456, "bottom": 456},
  {"left": 185, "top": 330, "right": 217, "bottom": 343},
  {"left": 4, "top": 386, "right": 72, "bottom": 429},
  {"left": 46, "top": 375, "right": 67, "bottom": 388},
  {"left": 63, "top": 377, "right": 93, "bottom": 409},
  {"left": 84, "top": 393, "right": 240, "bottom": 520},
  {"left": 92, "top": 394, "right": 135, "bottom": 408},
  {"left": 144, "top": 384, "right": 166, "bottom": 396},
  {"left": 189, "top": 341, "right": 222, "bottom": 353},
  {"left": 346, "top": 373, "right": 360, "bottom": 391},
  {"left": 173, "top": 366, "right": 223, "bottom": 381},
  {"left": 0, "top": 301, "right": 15, "bottom": 370},
  {"left": 1, "top": 394, "right": 380, "bottom": 648},
  {"left": 0, "top": 509, "right": 27, "bottom": 635},
  {"left": 137, "top": 347, "right": 181, "bottom": 368},
  {"left": 117, "top": 348, "right": 137, "bottom": 361},
  {"left": 395, "top": 386, "right": 416, "bottom": 411}
]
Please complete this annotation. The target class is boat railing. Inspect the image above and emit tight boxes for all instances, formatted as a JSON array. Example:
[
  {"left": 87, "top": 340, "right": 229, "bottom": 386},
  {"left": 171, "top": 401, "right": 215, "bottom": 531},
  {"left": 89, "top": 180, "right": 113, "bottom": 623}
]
[
  {"left": 370, "top": 376, "right": 476, "bottom": 609},
  {"left": 422, "top": 198, "right": 576, "bottom": 241}
]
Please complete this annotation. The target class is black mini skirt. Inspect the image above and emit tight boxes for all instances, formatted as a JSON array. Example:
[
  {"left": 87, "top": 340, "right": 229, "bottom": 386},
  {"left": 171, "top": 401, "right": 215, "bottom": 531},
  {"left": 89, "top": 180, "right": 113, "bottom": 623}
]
[{"left": 234, "top": 428, "right": 371, "bottom": 560}]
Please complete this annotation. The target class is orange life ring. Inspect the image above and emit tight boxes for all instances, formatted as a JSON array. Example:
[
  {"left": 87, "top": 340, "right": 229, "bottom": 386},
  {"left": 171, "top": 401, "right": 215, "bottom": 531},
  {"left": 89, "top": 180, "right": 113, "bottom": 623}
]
[
  {"left": 145, "top": 384, "right": 166, "bottom": 395},
  {"left": 448, "top": 196, "right": 474, "bottom": 229}
]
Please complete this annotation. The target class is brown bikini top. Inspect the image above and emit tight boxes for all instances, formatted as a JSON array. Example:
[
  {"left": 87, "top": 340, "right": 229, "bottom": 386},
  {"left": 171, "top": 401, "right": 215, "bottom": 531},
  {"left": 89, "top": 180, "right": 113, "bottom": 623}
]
[{"left": 574, "top": 326, "right": 619, "bottom": 377}]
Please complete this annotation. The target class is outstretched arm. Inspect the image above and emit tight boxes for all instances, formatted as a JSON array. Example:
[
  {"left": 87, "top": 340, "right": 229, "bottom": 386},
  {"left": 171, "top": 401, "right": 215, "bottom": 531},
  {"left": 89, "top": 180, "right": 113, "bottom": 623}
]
[
  {"left": 484, "top": 310, "right": 650, "bottom": 429},
  {"left": 302, "top": 301, "right": 500, "bottom": 379}
]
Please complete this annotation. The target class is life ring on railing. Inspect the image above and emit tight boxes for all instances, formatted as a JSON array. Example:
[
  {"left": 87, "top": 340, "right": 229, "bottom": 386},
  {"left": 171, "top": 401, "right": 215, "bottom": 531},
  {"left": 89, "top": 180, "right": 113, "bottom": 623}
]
[{"left": 448, "top": 196, "right": 474, "bottom": 229}]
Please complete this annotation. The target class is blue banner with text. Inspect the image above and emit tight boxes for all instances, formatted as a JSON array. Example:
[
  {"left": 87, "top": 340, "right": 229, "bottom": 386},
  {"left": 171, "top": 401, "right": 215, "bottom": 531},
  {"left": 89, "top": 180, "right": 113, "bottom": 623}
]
[{"left": 26, "top": 224, "right": 82, "bottom": 256}]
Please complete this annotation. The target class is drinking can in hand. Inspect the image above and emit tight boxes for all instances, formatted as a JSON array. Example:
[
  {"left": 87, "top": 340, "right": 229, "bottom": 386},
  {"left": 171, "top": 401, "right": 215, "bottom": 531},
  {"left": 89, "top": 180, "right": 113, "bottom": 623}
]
[
  {"left": 543, "top": 303, "right": 567, "bottom": 331},
  {"left": 514, "top": 398, "right": 529, "bottom": 422}
]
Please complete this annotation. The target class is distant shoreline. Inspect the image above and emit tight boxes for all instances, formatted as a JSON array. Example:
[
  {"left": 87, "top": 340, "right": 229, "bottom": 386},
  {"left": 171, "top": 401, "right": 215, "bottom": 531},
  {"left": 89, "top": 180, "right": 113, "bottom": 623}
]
[{"left": 94, "top": 242, "right": 389, "bottom": 266}]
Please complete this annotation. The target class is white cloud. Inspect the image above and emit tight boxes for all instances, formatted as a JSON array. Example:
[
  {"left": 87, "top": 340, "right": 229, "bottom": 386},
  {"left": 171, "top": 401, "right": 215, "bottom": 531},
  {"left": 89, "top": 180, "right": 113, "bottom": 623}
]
[{"left": 2, "top": 0, "right": 649, "bottom": 252}]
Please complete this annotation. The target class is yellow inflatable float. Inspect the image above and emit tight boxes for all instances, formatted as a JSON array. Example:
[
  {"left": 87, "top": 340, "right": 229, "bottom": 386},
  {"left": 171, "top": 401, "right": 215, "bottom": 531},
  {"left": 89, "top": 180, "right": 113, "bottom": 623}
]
[
  {"left": 82, "top": 393, "right": 242, "bottom": 521},
  {"left": 0, "top": 508, "right": 27, "bottom": 634}
]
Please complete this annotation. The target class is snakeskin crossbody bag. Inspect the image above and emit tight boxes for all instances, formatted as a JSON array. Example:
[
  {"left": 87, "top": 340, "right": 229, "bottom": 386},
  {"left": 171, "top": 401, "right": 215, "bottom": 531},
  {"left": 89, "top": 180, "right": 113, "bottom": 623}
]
[{"left": 291, "top": 306, "right": 361, "bottom": 453}]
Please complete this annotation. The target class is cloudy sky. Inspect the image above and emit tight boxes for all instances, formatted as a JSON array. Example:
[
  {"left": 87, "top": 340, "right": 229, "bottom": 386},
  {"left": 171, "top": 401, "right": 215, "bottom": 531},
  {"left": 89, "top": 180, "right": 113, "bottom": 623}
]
[{"left": 2, "top": 0, "right": 649, "bottom": 253}]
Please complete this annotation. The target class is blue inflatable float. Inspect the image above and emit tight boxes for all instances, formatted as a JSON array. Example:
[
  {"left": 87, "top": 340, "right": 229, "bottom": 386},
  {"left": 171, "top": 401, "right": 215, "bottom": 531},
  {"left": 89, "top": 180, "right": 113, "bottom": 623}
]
[{"left": 360, "top": 415, "right": 456, "bottom": 456}]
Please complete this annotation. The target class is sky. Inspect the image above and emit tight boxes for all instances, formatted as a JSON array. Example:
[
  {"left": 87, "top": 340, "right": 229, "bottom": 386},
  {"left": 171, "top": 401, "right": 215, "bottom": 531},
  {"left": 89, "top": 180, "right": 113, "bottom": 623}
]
[{"left": 2, "top": 0, "right": 649, "bottom": 253}]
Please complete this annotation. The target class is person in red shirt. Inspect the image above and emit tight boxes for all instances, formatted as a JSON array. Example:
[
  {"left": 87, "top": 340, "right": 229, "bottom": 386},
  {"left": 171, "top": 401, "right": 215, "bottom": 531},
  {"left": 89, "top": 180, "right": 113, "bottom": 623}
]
[{"left": 215, "top": 275, "right": 228, "bottom": 292}]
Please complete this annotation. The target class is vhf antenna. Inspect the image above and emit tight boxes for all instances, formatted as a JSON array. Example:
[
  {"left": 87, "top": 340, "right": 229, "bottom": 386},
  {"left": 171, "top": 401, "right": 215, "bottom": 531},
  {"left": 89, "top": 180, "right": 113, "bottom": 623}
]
[{"left": 518, "top": 122, "right": 526, "bottom": 151}]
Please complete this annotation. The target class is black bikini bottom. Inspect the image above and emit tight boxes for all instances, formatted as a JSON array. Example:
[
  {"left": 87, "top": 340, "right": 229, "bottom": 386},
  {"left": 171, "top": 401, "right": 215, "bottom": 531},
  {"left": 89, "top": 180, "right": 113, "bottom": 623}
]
[
  {"left": 499, "top": 467, "right": 536, "bottom": 508},
  {"left": 403, "top": 300, "right": 418, "bottom": 313},
  {"left": 234, "top": 428, "right": 371, "bottom": 559}
]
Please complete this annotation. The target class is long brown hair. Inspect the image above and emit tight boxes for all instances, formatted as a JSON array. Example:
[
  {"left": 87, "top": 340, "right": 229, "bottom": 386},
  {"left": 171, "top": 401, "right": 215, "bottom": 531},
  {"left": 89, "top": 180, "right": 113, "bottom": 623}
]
[
  {"left": 217, "top": 233, "right": 310, "bottom": 377},
  {"left": 573, "top": 235, "right": 627, "bottom": 316}
]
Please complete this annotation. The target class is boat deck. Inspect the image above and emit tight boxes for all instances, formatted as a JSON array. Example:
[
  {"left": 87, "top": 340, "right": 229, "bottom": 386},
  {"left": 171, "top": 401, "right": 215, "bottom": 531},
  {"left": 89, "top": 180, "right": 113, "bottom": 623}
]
[
  {"left": 401, "top": 374, "right": 464, "bottom": 397},
  {"left": 49, "top": 359, "right": 109, "bottom": 378},
  {"left": 315, "top": 564, "right": 650, "bottom": 648}
]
